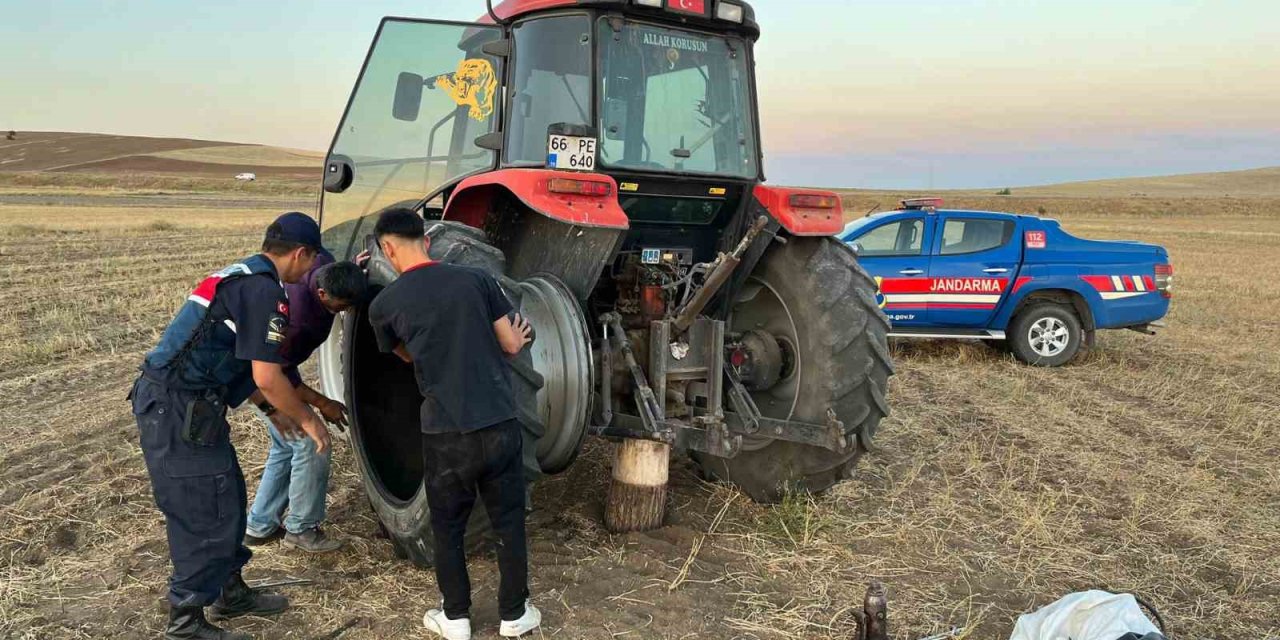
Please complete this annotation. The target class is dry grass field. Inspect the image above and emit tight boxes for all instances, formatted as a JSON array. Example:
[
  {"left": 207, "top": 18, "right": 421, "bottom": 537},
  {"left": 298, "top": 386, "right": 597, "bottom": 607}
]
[{"left": 1, "top": 172, "right": 1278, "bottom": 639}]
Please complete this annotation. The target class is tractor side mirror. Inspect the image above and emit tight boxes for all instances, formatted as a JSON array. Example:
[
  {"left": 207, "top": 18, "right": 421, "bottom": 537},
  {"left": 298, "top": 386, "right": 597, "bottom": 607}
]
[
  {"left": 603, "top": 98, "right": 627, "bottom": 141},
  {"left": 392, "top": 72, "right": 425, "bottom": 122},
  {"left": 323, "top": 155, "right": 355, "bottom": 194}
]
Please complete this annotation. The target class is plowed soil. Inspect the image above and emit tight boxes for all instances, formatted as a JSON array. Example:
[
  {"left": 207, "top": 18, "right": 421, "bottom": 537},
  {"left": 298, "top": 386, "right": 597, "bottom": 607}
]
[{"left": 1, "top": 184, "right": 1277, "bottom": 639}]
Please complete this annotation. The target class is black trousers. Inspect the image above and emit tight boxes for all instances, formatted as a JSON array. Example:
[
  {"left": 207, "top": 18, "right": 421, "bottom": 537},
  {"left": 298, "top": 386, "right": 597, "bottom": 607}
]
[
  {"left": 422, "top": 419, "right": 529, "bottom": 621},
  {"left": 131, "top": 377, "right": 250, "bottom": 607}
]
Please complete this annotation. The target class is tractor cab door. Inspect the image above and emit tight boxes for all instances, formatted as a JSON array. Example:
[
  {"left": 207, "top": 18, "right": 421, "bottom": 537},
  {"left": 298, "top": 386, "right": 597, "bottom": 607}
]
[{"left": 318, "top": 18, "right": 505, "bottom": 261}]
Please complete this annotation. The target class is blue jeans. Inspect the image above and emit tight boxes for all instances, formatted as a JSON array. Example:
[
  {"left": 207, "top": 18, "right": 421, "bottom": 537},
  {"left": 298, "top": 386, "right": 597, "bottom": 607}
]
[{"left": 245, "top": 406, "right": 331, "bottom": 536}]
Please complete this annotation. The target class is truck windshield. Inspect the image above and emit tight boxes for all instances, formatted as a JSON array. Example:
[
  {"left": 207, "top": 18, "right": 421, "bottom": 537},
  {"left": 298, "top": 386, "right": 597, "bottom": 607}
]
[{"left": 597, "top": 19, "right": 758, "bottom": 179}]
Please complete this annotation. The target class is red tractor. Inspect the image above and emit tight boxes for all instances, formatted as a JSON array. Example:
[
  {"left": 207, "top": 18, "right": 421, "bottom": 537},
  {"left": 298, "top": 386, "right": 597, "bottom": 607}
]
[{"left": 316, "top": 0, "right": 891, "bottom": 566}]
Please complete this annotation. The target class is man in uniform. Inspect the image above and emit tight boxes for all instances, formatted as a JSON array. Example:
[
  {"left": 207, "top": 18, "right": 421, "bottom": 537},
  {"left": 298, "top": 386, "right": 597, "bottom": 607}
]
[
  {"left": 129, "top": 212, "right": 332, "bottom": 640},
  {"left": 244, "top": 256, "right": 367, "bottom": 553},
  {"left": 367, "top": 208, "right": 539, "bottom": 640}
]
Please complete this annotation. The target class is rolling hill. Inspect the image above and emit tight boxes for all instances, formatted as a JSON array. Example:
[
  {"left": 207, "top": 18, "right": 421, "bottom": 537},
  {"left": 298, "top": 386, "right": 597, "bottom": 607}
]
[{"left": 0, "top": 131, "right": 322, "bottom": 180}]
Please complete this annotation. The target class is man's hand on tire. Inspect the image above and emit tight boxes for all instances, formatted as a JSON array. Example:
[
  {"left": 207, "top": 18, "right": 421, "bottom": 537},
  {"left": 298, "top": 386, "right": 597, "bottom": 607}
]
[
  {"left": 512, "top": 313, "right": 533, "bottom": 350},
  {"left": 316, "top": 397, "right": 349, "bottom": 427}
]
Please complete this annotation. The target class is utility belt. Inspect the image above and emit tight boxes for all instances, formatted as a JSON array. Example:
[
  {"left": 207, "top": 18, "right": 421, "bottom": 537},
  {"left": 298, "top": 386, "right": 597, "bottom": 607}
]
[{"left": 135, "top": 368, "right": 230, "bottom": 448}]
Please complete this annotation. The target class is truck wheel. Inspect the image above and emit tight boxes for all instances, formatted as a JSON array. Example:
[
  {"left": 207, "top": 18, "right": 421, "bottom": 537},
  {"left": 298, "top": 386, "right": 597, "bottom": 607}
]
[
  {"left": 1008, "top": 302, "right": 1084, "bottom": 366},
  {"left": 694, "top": 237, "right": 893, "bottom": 503}
]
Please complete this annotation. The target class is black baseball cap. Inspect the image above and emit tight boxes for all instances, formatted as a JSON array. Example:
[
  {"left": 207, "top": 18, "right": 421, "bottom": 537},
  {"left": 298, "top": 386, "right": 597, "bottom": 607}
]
[{"left": 266, "top": 212, "right": 323, "bottom": 250}]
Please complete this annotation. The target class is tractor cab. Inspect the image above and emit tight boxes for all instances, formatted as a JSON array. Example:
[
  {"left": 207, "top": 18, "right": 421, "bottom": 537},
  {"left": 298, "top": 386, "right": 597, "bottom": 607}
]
[{"left": 318, "top": 0, "right": 763, "bottom": 264}]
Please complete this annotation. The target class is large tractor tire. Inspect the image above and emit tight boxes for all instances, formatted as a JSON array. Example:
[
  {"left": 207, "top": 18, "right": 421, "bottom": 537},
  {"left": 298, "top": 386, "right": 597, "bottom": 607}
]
[
  {"left": 695, "top": 237, "right": 893, "bottom": 503},
  {"left": 332, "top": 222, "right": 592, "bottom": 567}
]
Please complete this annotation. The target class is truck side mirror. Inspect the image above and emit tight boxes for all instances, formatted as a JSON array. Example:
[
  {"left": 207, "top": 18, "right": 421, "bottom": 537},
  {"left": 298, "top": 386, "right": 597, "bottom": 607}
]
[{"left": 392, "top": 72, "right": 425, "bottom": 122}]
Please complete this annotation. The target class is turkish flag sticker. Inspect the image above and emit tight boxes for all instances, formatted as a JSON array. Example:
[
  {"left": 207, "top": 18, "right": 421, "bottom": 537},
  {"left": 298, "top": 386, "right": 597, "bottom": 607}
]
[{"left": 668, "top": 0, "right": 707, "bottom": 15}]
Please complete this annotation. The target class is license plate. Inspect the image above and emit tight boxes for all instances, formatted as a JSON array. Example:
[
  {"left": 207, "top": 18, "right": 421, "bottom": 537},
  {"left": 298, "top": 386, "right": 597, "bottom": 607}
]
[{"left": 547, "top": 134, "right": 597, "bottom": 171}]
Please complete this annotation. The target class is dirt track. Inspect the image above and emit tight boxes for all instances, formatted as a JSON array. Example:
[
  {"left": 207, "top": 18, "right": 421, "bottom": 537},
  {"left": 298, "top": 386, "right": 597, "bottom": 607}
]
[{"left": 1, "top": 192, "right": 1278, "bottom": 639}]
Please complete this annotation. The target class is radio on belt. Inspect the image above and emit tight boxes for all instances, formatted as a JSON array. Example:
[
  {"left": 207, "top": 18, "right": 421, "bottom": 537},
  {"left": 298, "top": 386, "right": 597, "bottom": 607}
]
[{"left": 546, "top": 122, "right": 598, "bottom": 172}]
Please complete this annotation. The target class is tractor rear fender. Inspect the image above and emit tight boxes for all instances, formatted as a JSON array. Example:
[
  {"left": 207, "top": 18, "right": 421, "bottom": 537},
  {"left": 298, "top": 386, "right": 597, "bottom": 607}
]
[
  {"left": 752, "top": 185, "right": 844, "bottom": 236},
  {"left": 444, "top": 168, "right": 630, "bottom": 230},
  {"left": 443, "top": 168, "right": 626, "bottom": 301}
]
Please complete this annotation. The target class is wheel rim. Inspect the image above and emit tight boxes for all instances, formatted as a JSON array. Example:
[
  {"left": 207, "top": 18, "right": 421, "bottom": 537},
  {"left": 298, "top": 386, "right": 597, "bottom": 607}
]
[
  {"left": 1028, "top": 317, "right": 1070, "bottom": 357},
  {"left": 513, "top": 276, "right": 593, "bottom": 473},
  {"left": 317, "top": 318, "right": 347, "bottom": 440},
  {"left": 731, "top": 277, "right": 801, "bottom": 451}
]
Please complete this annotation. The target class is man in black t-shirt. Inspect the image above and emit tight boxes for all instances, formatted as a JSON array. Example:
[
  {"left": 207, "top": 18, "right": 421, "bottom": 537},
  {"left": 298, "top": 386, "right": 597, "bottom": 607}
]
[{"left": 367, "top": 208, "right": 540, "bottom": 640}]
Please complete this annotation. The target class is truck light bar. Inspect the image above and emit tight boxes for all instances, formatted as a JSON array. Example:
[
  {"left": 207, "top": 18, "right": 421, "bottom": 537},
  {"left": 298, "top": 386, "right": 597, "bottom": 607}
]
[
  {"left": 789, "top": 194, "right": 839, "bottom": 209},
  {"left": 548, "top": 178, "right": 613, "bottom": 197},
  {"left": 901, "top": 197, "right": 943, "bottom": 210}
]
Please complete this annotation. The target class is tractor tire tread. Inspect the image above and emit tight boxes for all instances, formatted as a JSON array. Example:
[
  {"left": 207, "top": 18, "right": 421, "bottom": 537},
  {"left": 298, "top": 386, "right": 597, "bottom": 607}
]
[{"left": 695, "top": 237, "right": 893, "bottom": 502}]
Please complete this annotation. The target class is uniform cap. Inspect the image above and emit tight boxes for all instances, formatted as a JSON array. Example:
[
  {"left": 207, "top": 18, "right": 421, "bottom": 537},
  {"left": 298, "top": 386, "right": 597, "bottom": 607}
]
[{"left": 266, "top": 212, "right": 322, "bottom": 250}]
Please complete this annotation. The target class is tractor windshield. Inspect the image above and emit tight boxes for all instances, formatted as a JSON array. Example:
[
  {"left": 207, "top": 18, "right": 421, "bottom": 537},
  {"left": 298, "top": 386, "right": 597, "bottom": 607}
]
[{"left": 597, "top": 19, "right": 758, "bottom": 179}]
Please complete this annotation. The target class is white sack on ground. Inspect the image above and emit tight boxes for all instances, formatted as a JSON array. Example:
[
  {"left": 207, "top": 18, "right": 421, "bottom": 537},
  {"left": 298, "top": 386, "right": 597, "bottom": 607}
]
[{"left": 1009, "top": 590, "right": 1161, "bottom": 640}]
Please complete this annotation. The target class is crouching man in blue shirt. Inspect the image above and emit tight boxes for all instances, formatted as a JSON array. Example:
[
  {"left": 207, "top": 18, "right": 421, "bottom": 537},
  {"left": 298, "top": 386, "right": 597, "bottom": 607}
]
[{"left": 243, "top": 252, "right": 367, "bottom": 553}]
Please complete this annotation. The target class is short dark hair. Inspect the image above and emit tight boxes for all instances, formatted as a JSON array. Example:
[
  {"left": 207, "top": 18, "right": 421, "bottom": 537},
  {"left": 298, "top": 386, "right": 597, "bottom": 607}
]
[
  {"left": 374, "top": 207, "right": 424, "bottom": 240},
  {"left": 315, "top": 261, "right": 369, "bottom": 304},
  {"left": 262, "top": 222, "right": 316, "bottom": 256}
]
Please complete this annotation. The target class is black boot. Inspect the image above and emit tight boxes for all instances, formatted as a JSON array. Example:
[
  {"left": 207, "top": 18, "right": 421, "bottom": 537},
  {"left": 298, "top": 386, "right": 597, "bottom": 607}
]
[
  {"left": 208, "top": 572, "right": 289, "bottom": 620},
  {"left": 165, "top": 605, "right": 250, "bottom": 640}
]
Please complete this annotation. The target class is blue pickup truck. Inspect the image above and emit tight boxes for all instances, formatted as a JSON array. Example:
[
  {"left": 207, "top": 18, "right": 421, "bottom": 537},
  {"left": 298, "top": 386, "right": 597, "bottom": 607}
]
[{"left": 839, "top": 198, "right": 1173, "bottom": 366}]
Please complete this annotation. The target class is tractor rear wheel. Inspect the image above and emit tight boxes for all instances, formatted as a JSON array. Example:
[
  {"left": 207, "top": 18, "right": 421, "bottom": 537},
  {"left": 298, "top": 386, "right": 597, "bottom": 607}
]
[
  {"left": 695, "top": 237, "right": 893, "bottom": 502},
  {"left": 335, "top": 222, "right": 592, "bottom": 567}
]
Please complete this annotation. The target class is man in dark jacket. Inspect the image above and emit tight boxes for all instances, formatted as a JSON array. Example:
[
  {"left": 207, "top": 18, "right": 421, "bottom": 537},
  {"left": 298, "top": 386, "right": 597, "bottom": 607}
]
[
  {"left": 367, "top": 208, "right": 539, "bottom": 640},
  {"left": 130, "top": 212, "right": 330, "bottom": 640},
  {"left": 244, "top": 255, "right": 367, "bottom": 553}
]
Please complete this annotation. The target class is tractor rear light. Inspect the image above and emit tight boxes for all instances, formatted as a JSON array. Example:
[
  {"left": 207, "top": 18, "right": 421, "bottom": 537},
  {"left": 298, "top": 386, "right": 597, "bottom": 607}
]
[
  {"left": 1155, "top": 264, "right": 1174, "bottom": 298},
  {"left": 548, "top": 178, "right": 613, "bottom": 197},
  {"left": 789, "top": 194, "right": 838, "bottom": 209},
  {"left": 716, "top": 2, "right": 744, "bottom": 22}
]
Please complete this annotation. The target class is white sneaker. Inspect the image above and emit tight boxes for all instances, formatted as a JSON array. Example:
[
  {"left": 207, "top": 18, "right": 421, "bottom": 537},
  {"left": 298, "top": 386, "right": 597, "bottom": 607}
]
[
  {"left": 499, "top": 601, "right": 541, "bottom": 637},
  {"left": 423, "top": 608, "right": 472, "bottom": 640}
]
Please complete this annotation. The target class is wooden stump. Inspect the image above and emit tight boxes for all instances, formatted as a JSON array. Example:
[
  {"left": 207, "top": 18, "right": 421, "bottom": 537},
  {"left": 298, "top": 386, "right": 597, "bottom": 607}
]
[{"left": 604, "top": 439, "right": 670, "bottom": 533}]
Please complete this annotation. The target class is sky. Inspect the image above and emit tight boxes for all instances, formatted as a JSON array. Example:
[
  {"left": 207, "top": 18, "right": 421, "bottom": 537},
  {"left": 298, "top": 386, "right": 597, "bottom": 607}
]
[{"left": 2, "top": 0, "right": 1277, "bottom": 189}]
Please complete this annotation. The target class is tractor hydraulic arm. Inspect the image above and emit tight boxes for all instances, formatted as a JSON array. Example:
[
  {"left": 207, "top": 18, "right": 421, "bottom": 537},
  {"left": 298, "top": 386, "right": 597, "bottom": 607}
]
[
  {"left": 601, "top": 312, "right": 664, "bottom": 432},
  {"left": 673, "top": 215, "right": 768, "bottom": 333}
]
